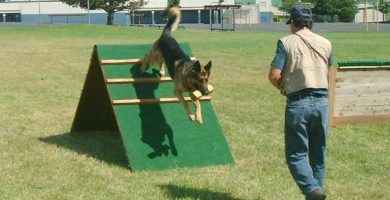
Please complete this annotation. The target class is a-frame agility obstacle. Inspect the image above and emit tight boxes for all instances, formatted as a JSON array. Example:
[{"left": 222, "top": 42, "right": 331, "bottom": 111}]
[{"left": 71, "top": 44, "right": 234, "bottom": 172}]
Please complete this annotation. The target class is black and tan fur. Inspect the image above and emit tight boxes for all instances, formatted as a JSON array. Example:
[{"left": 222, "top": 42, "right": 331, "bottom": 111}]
[{"left": 141, "top": 7, "right": 212, "bottom": 124}]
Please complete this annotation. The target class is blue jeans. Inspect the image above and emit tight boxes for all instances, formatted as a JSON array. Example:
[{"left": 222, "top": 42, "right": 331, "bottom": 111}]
[{"left": 284, "top": 95, "right": 329, "bottom": 195}]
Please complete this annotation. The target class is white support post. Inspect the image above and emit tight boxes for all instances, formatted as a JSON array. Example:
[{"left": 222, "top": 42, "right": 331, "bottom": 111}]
[
  {"left": 37, "top": 0, "right": 41, "bottom": 24},
  {"left": 152, "top": 11, "right": 155, "bottom": 25},
  {"left": 198, "top": 10, "right": 201, "bottom": 24},
  {"left": 87, "top": 0, "right": 90, "bottom": 24}
]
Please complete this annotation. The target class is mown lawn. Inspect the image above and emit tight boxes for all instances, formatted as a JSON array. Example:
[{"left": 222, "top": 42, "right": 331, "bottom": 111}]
[{"left": 0, "top": 25, "right": 389, "bottom": 200}]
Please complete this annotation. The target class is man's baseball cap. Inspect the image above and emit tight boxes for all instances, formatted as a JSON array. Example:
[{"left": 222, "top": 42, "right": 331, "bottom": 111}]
[{"left": 286, "top": 5, "right": 312, "bottom": 24}]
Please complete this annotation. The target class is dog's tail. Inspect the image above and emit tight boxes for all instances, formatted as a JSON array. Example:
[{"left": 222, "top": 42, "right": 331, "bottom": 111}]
[{"left": 162, "top": 7, "right": 181, "bottom": 35}]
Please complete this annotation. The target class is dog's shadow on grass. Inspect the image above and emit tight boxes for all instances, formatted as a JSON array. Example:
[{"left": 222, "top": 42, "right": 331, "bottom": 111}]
[
  {"left": 39, "top": 131, "right": 129, "bottom": 168},
  {"left": 159, "top": 184, "right": 245, "bottom": 200}
]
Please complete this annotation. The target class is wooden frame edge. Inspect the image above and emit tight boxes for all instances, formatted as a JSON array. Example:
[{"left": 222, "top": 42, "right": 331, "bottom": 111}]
[
  {"left": 332, "top": 114, "right": 390, "bottom": 127},
  {"left": 113, "top": 96, "right": 212, "bottom": 105}
]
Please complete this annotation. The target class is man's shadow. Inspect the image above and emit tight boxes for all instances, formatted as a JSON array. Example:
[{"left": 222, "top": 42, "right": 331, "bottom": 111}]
[{"left": 131, "top": 64, "right": 177, "bottom": 159}]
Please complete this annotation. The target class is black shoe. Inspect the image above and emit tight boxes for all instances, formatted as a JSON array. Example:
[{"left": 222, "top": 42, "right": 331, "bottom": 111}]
[{"left": 305, "top": 188, "right": 326, "bottom": 200}]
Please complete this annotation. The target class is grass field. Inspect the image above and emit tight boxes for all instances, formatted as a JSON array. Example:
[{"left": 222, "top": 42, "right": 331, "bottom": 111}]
[{"left": 0, "top": 25, "right": 389, "bottom": 200}]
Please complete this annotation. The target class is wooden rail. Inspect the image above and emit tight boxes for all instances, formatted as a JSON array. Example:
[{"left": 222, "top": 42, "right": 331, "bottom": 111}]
[
  {"left": 106, "top": 77, "right": 173, "bottom": 84},
  {"left": 100, "top": 57, "right": 197, "bottom": 65},
  {"left": 112, "top": 96, "right": 211, "bottom": 105},
  {"left": 101, "top": 59, "right": 142, "bottom": 65},
  {"left": 102, "top": 57, "right": 207, "bottom": 105}
]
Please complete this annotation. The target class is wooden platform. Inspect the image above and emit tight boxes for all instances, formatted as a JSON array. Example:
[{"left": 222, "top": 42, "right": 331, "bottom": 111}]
[{"left": 329, "top": 61, "right": 390, "bottom": 126}]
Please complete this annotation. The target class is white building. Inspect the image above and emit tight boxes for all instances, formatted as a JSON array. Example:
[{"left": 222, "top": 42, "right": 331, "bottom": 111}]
[
  {"left": 355, "top": 3, "right": 385, "bottom": 23},
  {"left": 0, "top": 0, "right": 274, "bottom": 25}
]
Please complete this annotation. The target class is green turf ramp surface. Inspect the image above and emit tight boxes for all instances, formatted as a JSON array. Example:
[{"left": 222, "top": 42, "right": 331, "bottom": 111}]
[{"left": 74, "top": 44, "right": 234, "bottom": 171}]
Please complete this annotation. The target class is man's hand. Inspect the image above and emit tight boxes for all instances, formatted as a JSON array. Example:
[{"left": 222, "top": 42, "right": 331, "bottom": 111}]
[{"left": 268, "top": 68, "right": 282, "bottom": 88}]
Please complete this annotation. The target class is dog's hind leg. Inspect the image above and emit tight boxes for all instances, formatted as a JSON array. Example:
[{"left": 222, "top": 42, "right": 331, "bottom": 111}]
[
  {"left": 159, "top": 62, "right": 166, "bottom": 77},
  {"left": 175, "top": 90, "right": 195, "bottom": 121},
  {"left": 140, "top": 54, "right": 149, "bottom": 73}
]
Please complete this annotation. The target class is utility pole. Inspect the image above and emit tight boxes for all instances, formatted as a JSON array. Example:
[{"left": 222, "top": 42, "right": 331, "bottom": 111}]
[
  {"left": 87, "top": 0, "right": 90, "bottom": 24},
  {"left": 37, "top": 0, "right": 41, "bottom": 24},
  {"left": 376, "top": 0, "right": 379, "bottom": 32},
  {"left": 365, "top": 0, "right": 368, "bottom": 32}
]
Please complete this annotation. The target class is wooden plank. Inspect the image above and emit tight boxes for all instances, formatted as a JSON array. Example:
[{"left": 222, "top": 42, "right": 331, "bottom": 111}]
[
  {"left": 106, "top": 77, "right": 173, "bottom": 84},
  {"left": 101, "top": 59, "right": 142, "bottom": 65},
  {"left": 329, "top": 66, "right": 390, "bottom": 126},
  {"left": 335, "top": 84, "right": 390, "bottom": 96},
  {"left": 112, "top": 96, "right": 212, "bottom": 105},
  {"left": 101, "top": 57, "right": 197, "bottom": 65},
  {"left": 332, "top": 114, "right": 390, "bottom": 126},
  {"left": 336, "top": 69, "right": 390, "bottom": 78},
  {"left": 328, "top": 67, "right": 337, "bottom": 127},
  {"left": 335, "top": 95, "right": 390, "bottom": 107},
  {"left": 336, "top": 76, "right": 390, "bottom": 85},
  {"left": 71, "top": 47, "right": 119, "bottom": 132},
  {"left": 336, "top": 93, "right": 390, "bottom": 98},
  {"left": 334, "top": 104, "right": 390, "bottom": 117},
  {"left": 339, "top": 65, "right": 390, "bottom": 70}
]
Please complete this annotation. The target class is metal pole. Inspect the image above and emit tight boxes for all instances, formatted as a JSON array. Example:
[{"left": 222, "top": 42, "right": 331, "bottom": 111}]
[
  {"left": 152, "top": 10, "right": 155, "bottom": 25},
  {"left": 132, "top": 10, "right": 135, "bottom": 25},
  {"left": 209, "top": 9, "right": 212, "bottom": 30},
  {"left": 221, "top": 8, "right": 224, "bottom": 31},
  {"left": 37, "top": 0, "right": 41, "bottom": 24},
  {"left": 365, "top": 0, "right": 368, "bottom": 32},
  {"left": 383, "top": 5, "right": 386, "bottom": 22},
  {"left": 233, "top": 8, "right": 235, "bottom": 31},
  {"left": 198, "top": 10, "right": 201, "bottom": 24},
  {"left": 87, "top": 0, "right": 90, "bottom": 24},
  {"left": 376, "top": 0, "right": 379, "bottom": 32},
  {"left": 240, "top": 7, "right": 242, "bottom": 30},
  {"left": 249, "top": 4, "right": 251, "bottom": 28}
]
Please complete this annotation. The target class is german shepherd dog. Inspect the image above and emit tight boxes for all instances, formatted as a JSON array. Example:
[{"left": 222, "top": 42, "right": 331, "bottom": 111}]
[{"left": 141, "top": 7, "right": 212, "bottom": 124}]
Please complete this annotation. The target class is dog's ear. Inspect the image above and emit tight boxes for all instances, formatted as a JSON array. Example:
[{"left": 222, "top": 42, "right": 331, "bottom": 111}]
[
  {"left": 204, "top": 60, "right": 212, "bottom": 71},
  {"left": 194, "top": 61, "right": 201, "bottom": 73}
]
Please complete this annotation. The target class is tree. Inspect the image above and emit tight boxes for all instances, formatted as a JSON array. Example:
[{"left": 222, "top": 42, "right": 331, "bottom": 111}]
[
  {"left": 279, "top": 0, "right": 313, "bottom": 13},
  {"left": 312, "top": 0, "right": 336, "bottom": 16},
  {"left": 379, "top": 0, "right": 390, "bottom": 15},
  {"left": 60, "top": 0, "right": 133, "bottom": 25},
  {"left": 338, "top": 6, "right": 357, "bottom": 22},
  {"left": 312, "top": 0, "right": 338, "bottom": 21},
  {"left": 162, "top": 0, "right": 180, "bottom": 17},
  {"left": 312, "top": 0, "right": 357, "bottom": 22},
  {"left": 334, "top": 0, "right": 357, "bottom": 22}
]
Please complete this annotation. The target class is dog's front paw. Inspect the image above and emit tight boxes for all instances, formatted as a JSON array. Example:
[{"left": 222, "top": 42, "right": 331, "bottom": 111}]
[
  {"left": 159, "top": 69, "right": 165, "bottom": 77},
  {"left": 196, "top": 115, "right": 203, "bottom": 124},
  {"left": 189, "top": 114, "right": 196, "bottom": 121}
]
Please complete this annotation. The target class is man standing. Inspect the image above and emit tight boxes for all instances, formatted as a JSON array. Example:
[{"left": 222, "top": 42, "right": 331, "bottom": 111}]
[{"left": 269, "top": 5, "right": 334, "bottom": 200}]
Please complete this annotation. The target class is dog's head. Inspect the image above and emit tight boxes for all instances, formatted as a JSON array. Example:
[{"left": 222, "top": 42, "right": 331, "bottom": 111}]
[{"left": 189, "top": 60, "right": 212, "bottom": 95}]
